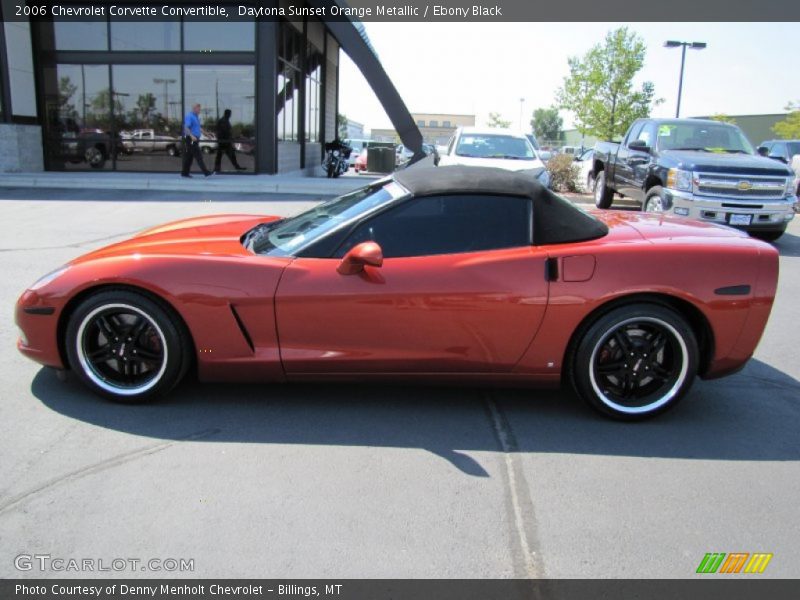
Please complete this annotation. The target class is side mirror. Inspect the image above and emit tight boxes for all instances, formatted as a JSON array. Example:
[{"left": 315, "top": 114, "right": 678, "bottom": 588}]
[
  {"left": 756, "top": 146, "right": 769, "bottom": 157},
  {"left": 337, "top": 242, "right": 383, "bottom": 275},
  {"left": 628, "top": 139, "right": 651, "bottom": 153}
]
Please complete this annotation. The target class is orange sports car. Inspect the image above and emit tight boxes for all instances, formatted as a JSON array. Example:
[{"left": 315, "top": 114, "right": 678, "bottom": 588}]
[{"left": 15, "top": 166, "right": 778, "bottom": 419}]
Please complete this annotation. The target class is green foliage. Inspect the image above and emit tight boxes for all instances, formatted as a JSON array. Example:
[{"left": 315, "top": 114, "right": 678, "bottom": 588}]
[
  {"left": 773, "top": 101, "right": 800, "bottom": 139},
  {"left": 546, "top": 153, "right": 580, "bottom": 193},
  {"left": 530, "top": 107, "right": 563, "bottom": 141},
  {"left": 487, "top": 112, "right": 511, "bottom": 128},
  {"left": 709, "top": 113, "right": 736, "bottom": 125},
  {"left": 58, "top": 76, "right": 78, "bottom": 119},
  {"left": 557, "top": 27, "right": 660, "bottom": 141},
  {"left": 337, "top": 113, "right": 348, "bottom": 139}
]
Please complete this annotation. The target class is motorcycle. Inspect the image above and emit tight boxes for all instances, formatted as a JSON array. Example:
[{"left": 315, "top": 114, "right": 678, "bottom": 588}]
[{"left": 323, "top": 141, "right": 352, "bottom": 178}]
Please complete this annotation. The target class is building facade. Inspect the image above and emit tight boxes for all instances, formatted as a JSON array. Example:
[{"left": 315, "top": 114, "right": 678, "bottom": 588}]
[
  {"left": 0, "top": 1, "right": 422, "bottom": 174},
  {"left": 372, "top": 112, "right": 475, "bottom": 146}
]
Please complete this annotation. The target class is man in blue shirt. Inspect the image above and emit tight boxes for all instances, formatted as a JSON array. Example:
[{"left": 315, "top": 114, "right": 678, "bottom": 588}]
[{"left": 181, "top": 103, "right": 213, "bottom": 178}]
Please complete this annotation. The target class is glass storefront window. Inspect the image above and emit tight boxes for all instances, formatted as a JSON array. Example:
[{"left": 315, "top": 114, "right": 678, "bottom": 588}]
[
  {"left": 183, "top": 22, "right": 255, "bottom": 52},
  {"left": 305, "top": 47, "right": 322, "bottom": 143},
  {"left": 112, "top": 65, "right": 183, "bottom": 172},
  {"left": 42, "top": 64, "right": 114, "bottom": 170},
  {"left": 277, "top": 23, "right": 302, "bottom": 142},
  {"left": 53, "top": 22, "right": 108, "bottom": 51},
  {"left": 184, "top": 65, "right": 256, "bottom": 172},
  {"left": 110, "top": 22, "right": 180, "bottom": 51}
]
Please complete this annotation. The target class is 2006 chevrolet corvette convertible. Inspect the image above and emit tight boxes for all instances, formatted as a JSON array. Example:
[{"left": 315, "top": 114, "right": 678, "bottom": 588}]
[{"left": 16, "top": 166, "right": 779, "bottom": 419}]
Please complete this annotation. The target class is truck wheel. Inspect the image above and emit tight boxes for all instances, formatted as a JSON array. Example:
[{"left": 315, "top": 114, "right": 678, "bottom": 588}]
[
  {"left": 643, "top": 186, "right": 665, "bottom": 213},
  {"left": 594, "top": 171, "right": 614, "bottom": 209},
  {"left": 751, "top": 229, "right": 785, "bottom": 242}
]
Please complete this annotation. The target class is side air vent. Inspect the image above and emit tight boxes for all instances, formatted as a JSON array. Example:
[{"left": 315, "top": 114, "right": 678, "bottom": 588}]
[{"left": 229, "top": 304, "right": 255, "bottom": 353}]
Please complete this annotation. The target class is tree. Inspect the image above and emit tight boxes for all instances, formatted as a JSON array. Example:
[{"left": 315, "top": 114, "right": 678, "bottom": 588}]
[
  {"left": 337, "top": 113, "right": 348, "bottom": 139},
  {"left": 486, "top": 112, "right": 511, "bottom": 128},
  {"left": 772, "top": 101, "right": 800, "bottom": 139},
  {"left": 530, "top": 107, "right": 563, "bottom": 142},
  {"left": 58, "top": 76, "right": 78, "bottom": 119},
  {"left": 709, "top": 113, "right": 737, "bottom": 125},
  {"left": 557, "top": 27, "right": 660, "bottom": 141},
  {"left": 135, "top": 93, "right": 157, "bottom": 124}
]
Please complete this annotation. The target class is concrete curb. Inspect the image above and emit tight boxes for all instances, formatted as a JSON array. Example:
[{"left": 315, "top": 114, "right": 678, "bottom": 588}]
[{"left": 0, "top": 172, "right": 380, "bottom": 196}]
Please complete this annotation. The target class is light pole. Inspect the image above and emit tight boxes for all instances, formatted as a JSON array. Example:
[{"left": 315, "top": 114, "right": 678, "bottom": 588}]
[
  {"left": 153, "top": 77, "right": 176, "bottom": 124},
  {"left": 664, "top": 40, "right": 706, "bottom": 118},
  {"left": 519, "top": 97, "right": 525, "bottom": 131}
]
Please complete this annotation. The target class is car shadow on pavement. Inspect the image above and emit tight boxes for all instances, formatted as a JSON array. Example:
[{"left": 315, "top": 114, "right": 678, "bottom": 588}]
[
  {"left": 772, "top": 230, "right": 800, "bottom": 257},
  {"left": 31, "top": 358, "right": 800, "bottom": 476}
]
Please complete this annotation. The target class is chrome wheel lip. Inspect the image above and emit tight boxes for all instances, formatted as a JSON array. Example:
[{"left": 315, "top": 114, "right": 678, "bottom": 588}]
[
  {"left": 594, "top": 174, "right": 604, "bottom": 204},
  {"left": 588, "top": 316, "right": 688, "bottom": 415},
  {"left": 75, "top": 303, "right": 168, "bottom": 396},
  {"left": 645, "top": 195, "right": 664, "bottom": 212}
]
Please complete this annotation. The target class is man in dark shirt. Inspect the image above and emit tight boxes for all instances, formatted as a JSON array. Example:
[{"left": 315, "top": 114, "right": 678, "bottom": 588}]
[{"left": 214, "top": 109, "right": 246, "bottom": 172}]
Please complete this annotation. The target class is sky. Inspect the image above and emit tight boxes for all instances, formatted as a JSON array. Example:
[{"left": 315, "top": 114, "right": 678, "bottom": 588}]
[{"left": 339, "top": 22, "right": 799, "bottom": 133}]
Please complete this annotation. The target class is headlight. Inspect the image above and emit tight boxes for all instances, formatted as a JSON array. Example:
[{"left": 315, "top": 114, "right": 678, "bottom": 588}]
[
  {"left": 666, "top": 168, "right": 693, "bottom": 192},
  {"left": 332, "top": 150, "right": 340, "bottom": 157},
  {"left": 785, "top": 177, "right": 796, "bottom": 197},
  {"left": 29, "top": 265, "right": 69, "bottom": 291}
]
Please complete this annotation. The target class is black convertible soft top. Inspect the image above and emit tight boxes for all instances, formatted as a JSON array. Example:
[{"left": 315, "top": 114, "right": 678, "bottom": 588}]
[{"left": 394, "top": 165, "right": 608, "bottom": 245}]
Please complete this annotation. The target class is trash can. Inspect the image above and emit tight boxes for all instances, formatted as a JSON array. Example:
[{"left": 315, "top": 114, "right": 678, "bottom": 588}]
[{"left": 367, "top": 147, "right": 395, "bottom": 173}]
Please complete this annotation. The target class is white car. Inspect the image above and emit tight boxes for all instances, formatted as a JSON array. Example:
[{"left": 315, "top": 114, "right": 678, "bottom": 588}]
[
  {"left": 439, "top": 127, "right": 550, "bottom": 187},
  {"left": 574, "top": 148, "right": 595, "bottom": 193}
]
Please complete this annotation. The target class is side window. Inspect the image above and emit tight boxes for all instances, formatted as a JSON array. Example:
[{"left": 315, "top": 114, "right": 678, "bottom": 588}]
[
  {"left": 625, "top": 121, "right": 645, "bottom": 147},
  {"left": 770, "top": 143, "right": 786, "bottom": 159},
  {"left": 637, "top": 123, "right": 655, "bottom": 147},
  {"left": 335, "top": 195, "right": 532, "bottom": 259}
]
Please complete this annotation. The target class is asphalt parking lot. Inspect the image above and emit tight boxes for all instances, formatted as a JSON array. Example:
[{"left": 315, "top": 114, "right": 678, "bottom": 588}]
[{"left": 0, "top": 187, "right": 798, "bottom": 579}]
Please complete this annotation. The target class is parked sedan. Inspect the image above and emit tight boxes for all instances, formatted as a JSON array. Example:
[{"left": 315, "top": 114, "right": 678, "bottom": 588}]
[
  {"left": 16, "top": 166, "right": 777, "bottom": 420},
  {"left": 440, "top": 127, "right": 550, "bottom": 188}
]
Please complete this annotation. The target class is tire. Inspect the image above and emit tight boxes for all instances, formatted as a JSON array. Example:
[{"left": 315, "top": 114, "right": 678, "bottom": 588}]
[
  {"left": 65, "top": 290, "right": 190, "bottom": 403},
  {"left": 85, "top": 146, "right": 106, "bottom": 169},
  {"left": 643, "top": 186, "right": 665, "bottom": 213},
  {"left": 167, "top": 145, "right": 178, "bottom": 157},
  {"left": 593, "top": 171, "right": 614, "bottom": 209},
  {"left": 751, "top": 229, "right": 785, "bottom": 242},
  {"left": 570, "top": 303, "right": 698, "bottom": 420},
  {"left": 326, "top": 164, "right": 335, "bottom": 178}
]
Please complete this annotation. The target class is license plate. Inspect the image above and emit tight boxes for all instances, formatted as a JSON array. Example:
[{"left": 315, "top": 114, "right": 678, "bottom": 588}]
[{"left": 729, "top": 214, "right": 752, "bottom": 226}]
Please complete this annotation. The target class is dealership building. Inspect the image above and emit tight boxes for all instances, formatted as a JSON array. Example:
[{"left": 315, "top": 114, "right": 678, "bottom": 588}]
[{"left": 0, "top": 0, "right": 422, "bottom": 174}]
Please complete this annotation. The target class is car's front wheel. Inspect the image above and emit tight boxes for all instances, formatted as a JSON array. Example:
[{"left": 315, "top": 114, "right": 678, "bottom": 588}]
[
  {"left": 571, "top": 303, "right": 698, "bottom": 420},
  {"left": 643, "top": 186, "right": 665, "bottom": 213},
  {"left": 65, "top": 290, "right": 189, "bottom": 403}
]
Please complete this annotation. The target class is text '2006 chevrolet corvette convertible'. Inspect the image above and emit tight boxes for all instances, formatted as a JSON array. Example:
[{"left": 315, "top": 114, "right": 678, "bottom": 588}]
[{"left": 16, "top": 166, "right": 778, "bottom": 419}]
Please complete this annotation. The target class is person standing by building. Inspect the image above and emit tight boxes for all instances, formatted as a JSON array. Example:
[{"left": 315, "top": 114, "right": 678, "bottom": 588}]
[
  {"left": 181, "top": 103, "right": 213, "bottom": 178},
  {"left": 214, "top": 109, "right": 247, "bottom": 173}
]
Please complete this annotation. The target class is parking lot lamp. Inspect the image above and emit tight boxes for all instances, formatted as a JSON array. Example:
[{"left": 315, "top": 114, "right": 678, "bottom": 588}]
[{"left": 664, "top": 40, "right": 707, "bottom": 118}]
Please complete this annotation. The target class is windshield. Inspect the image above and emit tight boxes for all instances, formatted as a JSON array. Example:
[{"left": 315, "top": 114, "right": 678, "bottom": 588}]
[
  {"left": 456, "top": 134, "right": 536, "bottom": 160},
  {"left": 787, "top": 142, "right": 800, "bottom": 157},
  {"left": 245, "top": 181, "right": 407, "bottom": 256},
  {"left": 656, "top": 122, "right": 754, "bottom": 154}
]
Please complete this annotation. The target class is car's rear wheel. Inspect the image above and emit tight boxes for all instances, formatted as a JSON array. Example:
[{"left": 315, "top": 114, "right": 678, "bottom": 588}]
[
  {"left": 65, "top": 290, "right": 189, "bottom": 403},
  {"left": 571, "top": 304, "right": 698, "bottom": 420},
  {"left": 593, "top": 171, "right": 614, "bottom": 209}
]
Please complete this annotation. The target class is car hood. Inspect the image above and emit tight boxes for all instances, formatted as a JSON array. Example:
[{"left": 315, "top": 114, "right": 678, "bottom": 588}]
[
  {"left": 444, "top": 155, "right": 546, "bottom": 172},
  {"left": 590, "top": 209, "right": 753, "bottom": 242},
  {"left": 70, "top": 214, "right": 280, "bottom": 264},
  {"left": 659, "top": 150, "right": 793, "bottom": 175}
]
